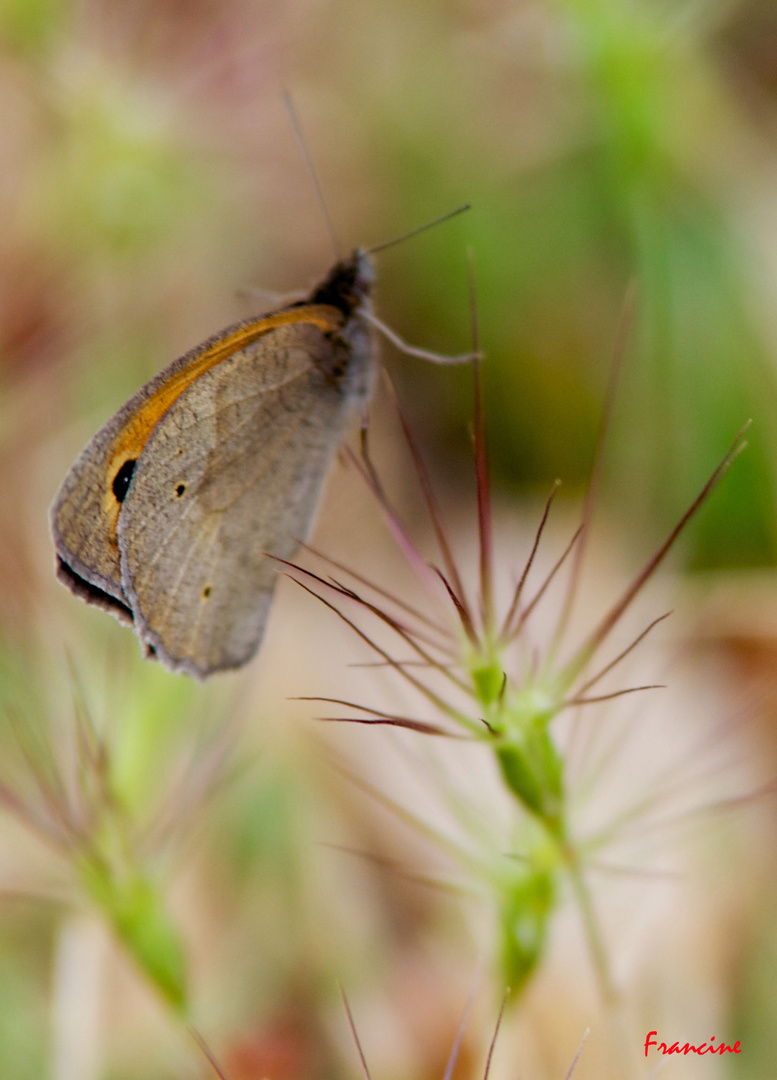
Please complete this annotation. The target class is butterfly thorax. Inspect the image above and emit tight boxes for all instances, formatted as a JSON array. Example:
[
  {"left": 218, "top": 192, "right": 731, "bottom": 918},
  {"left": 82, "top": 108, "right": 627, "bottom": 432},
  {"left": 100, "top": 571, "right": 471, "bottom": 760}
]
[{"left": 303, "top": 249, "right": 376, "bottom": 408}]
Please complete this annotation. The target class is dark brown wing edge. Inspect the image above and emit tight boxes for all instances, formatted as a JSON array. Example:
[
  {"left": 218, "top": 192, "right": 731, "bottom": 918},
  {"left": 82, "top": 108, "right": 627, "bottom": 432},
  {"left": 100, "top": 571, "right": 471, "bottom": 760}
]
[{"left": 56, "top": 557, "right": 134, "bottom": 626}]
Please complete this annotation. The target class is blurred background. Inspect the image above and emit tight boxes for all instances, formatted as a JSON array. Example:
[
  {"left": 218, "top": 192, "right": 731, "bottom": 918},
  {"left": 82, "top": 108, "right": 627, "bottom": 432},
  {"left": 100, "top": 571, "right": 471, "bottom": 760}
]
[{"left": 1, "top": 0, "right": 777, "bottom": 1076}]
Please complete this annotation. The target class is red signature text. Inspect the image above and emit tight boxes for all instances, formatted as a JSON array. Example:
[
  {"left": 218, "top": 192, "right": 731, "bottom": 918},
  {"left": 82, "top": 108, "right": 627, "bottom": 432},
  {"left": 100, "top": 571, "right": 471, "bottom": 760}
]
[{"left": 644, "top": 1032, "right": 741, "bottom": 1057}]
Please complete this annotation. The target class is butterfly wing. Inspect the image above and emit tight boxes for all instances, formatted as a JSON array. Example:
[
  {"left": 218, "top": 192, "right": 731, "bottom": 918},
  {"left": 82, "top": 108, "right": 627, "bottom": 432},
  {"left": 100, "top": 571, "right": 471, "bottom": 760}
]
[{"left": 118, "top": 319, "right": 370, "bottom": 677}]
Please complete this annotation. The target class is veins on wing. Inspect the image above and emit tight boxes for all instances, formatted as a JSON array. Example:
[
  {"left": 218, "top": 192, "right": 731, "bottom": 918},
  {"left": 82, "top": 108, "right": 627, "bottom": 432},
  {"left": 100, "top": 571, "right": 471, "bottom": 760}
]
[
  {"left": 151, "top": 512, "right": 222, "bottom": 634},
  {"left": 145, "top": 365, "right": 321, "bottom": 487},
  {"left": 160, "top": 350, "right": 316, "bottom": 440},
  {"left": 124, "top": 393, "right": 322, "bottom": 586}
]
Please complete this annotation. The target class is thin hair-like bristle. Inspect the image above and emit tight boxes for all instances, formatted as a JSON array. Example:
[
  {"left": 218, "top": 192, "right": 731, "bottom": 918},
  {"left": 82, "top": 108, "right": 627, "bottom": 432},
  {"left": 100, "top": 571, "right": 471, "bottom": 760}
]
[
  {"left": 347, "top": 442, "right": 442, "bottom": 598},
  {"left": 293, "top": 694, "right": 460, "bottom": 736},
  {"left": 561, "top": 683, "right": 665, "bottom": 709},
  {"left": 622, "top": 778, "right": 777, "bottom": 843},
  {"left": 326, "top": 753, "right": 474, "bottom": 864},
  {"left": 322, "top": 843, "right": 472, "bottom": 895},
  {"left": 585, "top": 860, "right": 681, "bottom": 881},
  {"left": 296, "top": 537, "right": 452, "bottom": 640},
  {"left": 507, "top": 525, "right": 584, "bottom": 641},
  {"left": 560, "top": 421, "right": 751, "bottom": 684},
  {"left": 482, "top": 990, "right": 509, "bottom": 1080},
  {"left": 575, "top": 610, "right": 672, "bottom": 697},
  {"left": 433, "top": 565, "right": 479, "bottom": 646},
  {"left": 382, "top": 370, "right": 473, "bottom": 627},
  {"left": 317, "top": 715, "right": 459, "bottom": 735},
  {"left": 189, "top": 1026, "right": 231, "bottom": 1080},
  {"left": 499, "top": 480, "right": 561, "bottom": 640},
  {"left": 645, "top": 1060, "right": 671, "bottom": 1080},
  {"left": 66, "top": 655, "right": 102, "bottom": 773},
  {"left": 564, "top": 1028, "right": 590, "bottom": 1080},
  {"left": 581, "top": 705, "right": 769, "bottom": 852},
  {"left": 286, "top": 576, "right": 479, "bottom": 731},
  {"left": 327, "top": 574, "right": 472, "bottom": 691},
  {"left": 340, "top": 988, "right": 373, "bottom": 1080},
  {"left": 0, "top": 771, "right": 61, "bottom": 847},
  {"left": 272, "top": 556, "right": 469, "bottom": 692},
  {"left": 468, "top": 249, "right": 494, "bottom": 635},
  {"left": 6, "top": 709, "right": 74, "bottom": 846},
  {"left": 552, "top": 282, "right": 637, "bottom": 658},
  {"left": 442, "top": 973, "right": 481, "bottom": 1080}
]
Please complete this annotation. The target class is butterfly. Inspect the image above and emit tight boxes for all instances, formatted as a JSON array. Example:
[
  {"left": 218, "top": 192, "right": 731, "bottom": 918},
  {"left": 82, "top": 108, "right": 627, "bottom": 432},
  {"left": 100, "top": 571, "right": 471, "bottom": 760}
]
[{"left": 51, "top": 250, "right": 376, "bottom": 678}]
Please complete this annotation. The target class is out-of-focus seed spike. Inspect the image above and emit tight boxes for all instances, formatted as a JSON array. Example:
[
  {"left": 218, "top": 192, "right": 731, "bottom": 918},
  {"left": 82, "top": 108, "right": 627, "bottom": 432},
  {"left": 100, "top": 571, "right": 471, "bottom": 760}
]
[{"left": 321, "top": 843, "right": 475, "bottom": 896}]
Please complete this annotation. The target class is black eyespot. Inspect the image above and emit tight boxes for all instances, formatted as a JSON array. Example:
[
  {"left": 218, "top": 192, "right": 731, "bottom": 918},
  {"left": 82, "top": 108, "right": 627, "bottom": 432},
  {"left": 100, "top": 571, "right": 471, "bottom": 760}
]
[
  {"left": 176, "top": 484, "right": 186, "bottom": 497},
  {"left": 202, "top": 585, "right": 211, "bottom": 598},
  {"left": 112, "top": 459, "right": 136, "bottom": 503}
]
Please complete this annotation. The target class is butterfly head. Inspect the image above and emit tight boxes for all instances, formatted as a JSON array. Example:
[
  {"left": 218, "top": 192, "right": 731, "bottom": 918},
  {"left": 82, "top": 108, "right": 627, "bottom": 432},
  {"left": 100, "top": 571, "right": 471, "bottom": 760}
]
[{"left": 308, "top": 250, "right": 374, "bottom": 317}]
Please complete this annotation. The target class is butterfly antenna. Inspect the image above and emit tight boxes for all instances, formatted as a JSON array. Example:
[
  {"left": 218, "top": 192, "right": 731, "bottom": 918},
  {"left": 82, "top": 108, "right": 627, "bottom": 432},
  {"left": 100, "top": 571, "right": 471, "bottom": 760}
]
[
  {"left": 367, "top": 203, "right": 471, "bottom": 256},
  {"left": 282, "top": 88, "right": 342, "bottom": 261}
]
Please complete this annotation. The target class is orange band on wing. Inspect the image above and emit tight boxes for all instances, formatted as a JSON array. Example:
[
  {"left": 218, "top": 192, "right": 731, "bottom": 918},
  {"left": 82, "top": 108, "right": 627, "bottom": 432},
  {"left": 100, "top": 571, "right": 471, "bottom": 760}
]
[{"left": 101, "top": 304, "right": 344, "bottom": 534}]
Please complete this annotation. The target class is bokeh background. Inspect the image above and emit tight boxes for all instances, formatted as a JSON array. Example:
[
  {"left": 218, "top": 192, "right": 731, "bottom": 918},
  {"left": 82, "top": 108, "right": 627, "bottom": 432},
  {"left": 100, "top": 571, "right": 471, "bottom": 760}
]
[{"left": 1, "top": 0, "right": 777, "bottom": 1077}]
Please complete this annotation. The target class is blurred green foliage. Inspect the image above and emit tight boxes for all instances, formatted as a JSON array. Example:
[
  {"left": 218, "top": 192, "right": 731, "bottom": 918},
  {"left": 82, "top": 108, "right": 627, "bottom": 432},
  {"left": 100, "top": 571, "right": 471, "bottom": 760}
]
[
  {"left": 0, "top": 0, "right": 68, "bottom": 55},
  {"left": 0, "top": 912, "right": 52, "bottom": 1080},
  {"left": 80, "top": 860, "right": 187, "bottom": 1011},
  {"left": 369, "top": 0, "right": 777, "bottom": 568},
  {"left": 42, "top": 78, "right": 199, "bottom": 259},
  {"left": 726, "top": 906, "right": 777, "bottom": 1078}
]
